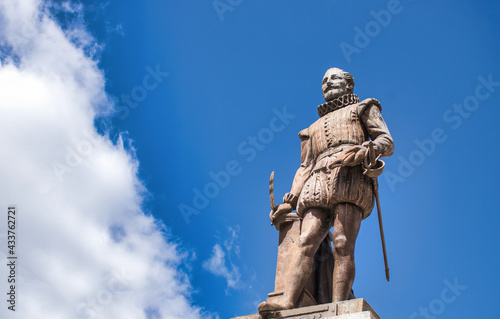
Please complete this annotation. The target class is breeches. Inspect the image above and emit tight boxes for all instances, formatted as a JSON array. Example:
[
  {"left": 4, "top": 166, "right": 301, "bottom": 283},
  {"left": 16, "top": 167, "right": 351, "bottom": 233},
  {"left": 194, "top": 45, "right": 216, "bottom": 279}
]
[{"left": 297, "top": 165, "right": 375, "bottom": 220}]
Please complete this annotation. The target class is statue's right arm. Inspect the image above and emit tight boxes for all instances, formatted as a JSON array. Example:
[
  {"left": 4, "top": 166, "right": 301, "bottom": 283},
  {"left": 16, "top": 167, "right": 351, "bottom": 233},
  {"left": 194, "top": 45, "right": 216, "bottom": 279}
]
[{"left": 284, "top": 129, "right": 313, "bottom": 210}]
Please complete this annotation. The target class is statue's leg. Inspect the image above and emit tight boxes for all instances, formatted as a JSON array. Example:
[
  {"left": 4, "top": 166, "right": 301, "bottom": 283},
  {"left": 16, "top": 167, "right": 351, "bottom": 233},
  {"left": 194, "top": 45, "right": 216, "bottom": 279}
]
[
  {"left": 259, "top": 207, "right": 330, "bottom": 312},
  {"left": 332, "top": 203, "right": 362, "bottom": 302},
  {"left": 282, "top": 207, "right": 331, "bottom": 307}
]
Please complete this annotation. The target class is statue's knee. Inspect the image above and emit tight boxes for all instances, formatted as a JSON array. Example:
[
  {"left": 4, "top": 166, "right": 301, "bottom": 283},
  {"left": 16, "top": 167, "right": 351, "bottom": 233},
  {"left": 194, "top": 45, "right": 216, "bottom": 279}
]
[
  {"left": 298, "top": 234, "right": 317, "bottom": 256},
  {"left": 334, "top": 234, "right": 348, "bottom": 256}
]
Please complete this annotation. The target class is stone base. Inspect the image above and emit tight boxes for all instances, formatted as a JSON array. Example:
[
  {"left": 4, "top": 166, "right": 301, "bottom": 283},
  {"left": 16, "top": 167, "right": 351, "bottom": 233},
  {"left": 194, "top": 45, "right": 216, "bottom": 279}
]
[{"left": 232, "top": 298, "right": 380, "bottom": 319}]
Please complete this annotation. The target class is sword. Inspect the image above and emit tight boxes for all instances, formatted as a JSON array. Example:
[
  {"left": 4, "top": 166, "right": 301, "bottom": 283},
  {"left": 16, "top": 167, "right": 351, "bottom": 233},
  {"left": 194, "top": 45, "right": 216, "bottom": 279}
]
[
  {"left": 269, "top": 171, "right": 277, "bottom": 211},
  {"left": 366, "top": 141, "right": 390, "bottom": 282},
  {"left": 269, "top": 171, "right": 277, "bottom": 225}
]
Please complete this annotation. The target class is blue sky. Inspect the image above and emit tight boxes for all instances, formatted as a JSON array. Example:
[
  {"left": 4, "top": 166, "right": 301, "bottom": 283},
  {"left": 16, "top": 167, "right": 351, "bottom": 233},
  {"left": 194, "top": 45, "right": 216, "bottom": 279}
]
[{"left": 1, "top": 0, "right": 500, "bottom": 318}]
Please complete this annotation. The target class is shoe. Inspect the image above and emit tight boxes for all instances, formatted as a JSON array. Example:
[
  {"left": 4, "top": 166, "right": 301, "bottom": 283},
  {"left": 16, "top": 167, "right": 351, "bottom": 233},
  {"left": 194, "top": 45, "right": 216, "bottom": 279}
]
[{"left": 258, "top": 301, "right": 286, "bottom": 312}]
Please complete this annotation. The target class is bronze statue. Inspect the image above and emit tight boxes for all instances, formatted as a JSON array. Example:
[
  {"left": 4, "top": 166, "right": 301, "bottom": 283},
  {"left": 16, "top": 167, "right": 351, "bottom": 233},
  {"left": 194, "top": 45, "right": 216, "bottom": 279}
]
[{"left": 258, "top": 68, "right": 394, "bottom": 312}]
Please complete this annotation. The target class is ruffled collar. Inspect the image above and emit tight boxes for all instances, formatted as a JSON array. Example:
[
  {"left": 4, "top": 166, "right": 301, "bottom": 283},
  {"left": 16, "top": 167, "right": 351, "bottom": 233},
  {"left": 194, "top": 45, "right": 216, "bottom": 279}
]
[{"left": 317, "top": 94, "right": 359, "bottom": 117}]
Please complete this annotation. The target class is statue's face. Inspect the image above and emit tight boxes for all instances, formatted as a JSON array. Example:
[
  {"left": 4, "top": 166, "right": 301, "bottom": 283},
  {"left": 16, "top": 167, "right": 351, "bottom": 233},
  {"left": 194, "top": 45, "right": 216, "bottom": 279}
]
[{"left": 322, "top": 69, "right": 348, "bottom": 102}]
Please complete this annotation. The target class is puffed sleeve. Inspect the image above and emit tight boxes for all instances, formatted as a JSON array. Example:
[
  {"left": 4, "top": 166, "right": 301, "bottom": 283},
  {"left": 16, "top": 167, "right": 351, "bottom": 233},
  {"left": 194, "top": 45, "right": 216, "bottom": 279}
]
[{"left": 359, "top": 99, "right": 394, "bottom": 158}]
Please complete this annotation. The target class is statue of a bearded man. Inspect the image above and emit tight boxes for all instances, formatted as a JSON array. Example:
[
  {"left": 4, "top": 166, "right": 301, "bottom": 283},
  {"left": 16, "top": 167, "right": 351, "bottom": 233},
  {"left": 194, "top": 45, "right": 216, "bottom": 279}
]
[{"left": 259, "top": 68, "right": 394, "bottom": 312}]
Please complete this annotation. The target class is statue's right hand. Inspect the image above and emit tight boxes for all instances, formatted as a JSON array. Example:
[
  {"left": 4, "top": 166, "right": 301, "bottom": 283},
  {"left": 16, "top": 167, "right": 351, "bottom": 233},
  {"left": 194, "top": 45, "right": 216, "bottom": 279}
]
[
  {"left": 270, "top": 203, "right": 293, "bottom": 224},
  {"left": 276, "top": 203, "right": 293, "bottom": 214}
]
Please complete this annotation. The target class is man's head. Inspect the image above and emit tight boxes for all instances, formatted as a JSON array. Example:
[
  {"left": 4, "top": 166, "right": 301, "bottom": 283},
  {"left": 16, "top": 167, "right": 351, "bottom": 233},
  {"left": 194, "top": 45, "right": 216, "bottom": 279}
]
[{"left": 322, "top": 68, "right": 355, "bottom": 102}]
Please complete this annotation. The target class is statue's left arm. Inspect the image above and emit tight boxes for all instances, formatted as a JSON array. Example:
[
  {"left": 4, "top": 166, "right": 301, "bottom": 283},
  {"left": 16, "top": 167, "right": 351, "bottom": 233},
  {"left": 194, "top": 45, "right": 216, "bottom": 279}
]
[{"left": 359, "top": 99, "right": 394, "bottom": 158}]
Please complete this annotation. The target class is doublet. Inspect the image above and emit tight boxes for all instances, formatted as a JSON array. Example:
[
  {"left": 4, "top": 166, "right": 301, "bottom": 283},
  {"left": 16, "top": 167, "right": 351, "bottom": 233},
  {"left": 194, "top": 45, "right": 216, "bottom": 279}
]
[{"left": 290, "top": 98, "right": 394, "bottom": 219}]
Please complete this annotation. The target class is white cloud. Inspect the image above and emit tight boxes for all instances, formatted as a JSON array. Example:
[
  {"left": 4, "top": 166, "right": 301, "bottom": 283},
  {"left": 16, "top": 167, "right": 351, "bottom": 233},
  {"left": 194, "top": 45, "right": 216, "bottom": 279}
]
[
  {"left": 223, "top": 226, "right": 240, "bottom": 258},
  {"left": 203, "top": 245, "right": 241, "bottom": 291},
  {"left": 203, "top": 226, "right": 241, "bottom": 291},
  {"left": 0, "top": 1, "right": 211, "bottom": 318}
]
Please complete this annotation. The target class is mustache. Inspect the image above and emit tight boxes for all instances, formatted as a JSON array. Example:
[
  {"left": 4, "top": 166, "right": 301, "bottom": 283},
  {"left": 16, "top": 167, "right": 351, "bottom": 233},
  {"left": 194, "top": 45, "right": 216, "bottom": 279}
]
[{"left": 323, "top": 85, "right": 343, "bottom": 93}]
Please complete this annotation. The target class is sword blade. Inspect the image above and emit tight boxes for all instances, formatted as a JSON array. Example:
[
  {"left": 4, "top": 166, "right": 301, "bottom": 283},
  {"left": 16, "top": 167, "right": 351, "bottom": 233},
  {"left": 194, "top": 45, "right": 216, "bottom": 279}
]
[
  {"left": 374, "top": 179, "right": 390, "bottom": 282},
  {"left": 269, "top": 171, "right": 276, "bottom": 210}
]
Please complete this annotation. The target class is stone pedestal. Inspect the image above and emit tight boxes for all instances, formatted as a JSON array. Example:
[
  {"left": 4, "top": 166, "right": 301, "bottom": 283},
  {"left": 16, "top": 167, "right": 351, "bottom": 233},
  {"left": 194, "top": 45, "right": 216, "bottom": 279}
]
[{"left": 232, "top": 298, "right": 380, "bottom": 319}]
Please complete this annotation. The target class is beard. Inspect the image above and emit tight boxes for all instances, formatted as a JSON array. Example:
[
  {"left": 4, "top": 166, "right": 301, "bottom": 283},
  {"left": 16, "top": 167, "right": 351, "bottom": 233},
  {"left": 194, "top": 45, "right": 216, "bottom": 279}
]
[{"left": 323, "top": 87, "right": 347, "bottom": 102}]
